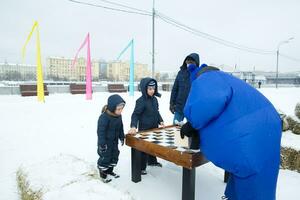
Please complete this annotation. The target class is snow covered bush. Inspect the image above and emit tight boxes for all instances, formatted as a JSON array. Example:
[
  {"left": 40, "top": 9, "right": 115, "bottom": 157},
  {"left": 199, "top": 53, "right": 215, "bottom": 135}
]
[
  {"left": 295, "top": 103, "right": 300, "bottom": 120},
  {"left": 281, "top": 147, "right": 300, "bottom": 173}
]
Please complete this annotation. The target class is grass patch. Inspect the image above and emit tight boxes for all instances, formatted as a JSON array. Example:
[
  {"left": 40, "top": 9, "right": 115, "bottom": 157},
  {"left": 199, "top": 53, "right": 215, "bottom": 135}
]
[
  {"left": 281, "top": 147, "right": 300, "bottom": 173},
  {"left": 16, "top": 168, "right": 43, "bottom": 200}
]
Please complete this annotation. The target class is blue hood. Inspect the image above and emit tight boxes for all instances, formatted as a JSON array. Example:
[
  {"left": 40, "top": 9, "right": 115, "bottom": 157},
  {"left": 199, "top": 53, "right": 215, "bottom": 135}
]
[
  {"left": 140, "top": 77, "right": 161, "bottom": 98},
  {"left": 107, "top": 94, "right": 126, "bottom": 112},
  {"left": 188, "top": 63, "right": 208, "bottom": 83}
]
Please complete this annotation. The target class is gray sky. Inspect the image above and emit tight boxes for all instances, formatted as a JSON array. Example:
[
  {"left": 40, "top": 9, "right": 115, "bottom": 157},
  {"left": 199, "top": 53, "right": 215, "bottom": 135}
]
[{"left": 0, "top": 0, "right": 300, "bottom": 72}]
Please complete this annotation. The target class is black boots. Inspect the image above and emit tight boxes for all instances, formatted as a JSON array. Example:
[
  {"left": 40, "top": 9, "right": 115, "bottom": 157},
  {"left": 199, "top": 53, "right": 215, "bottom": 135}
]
[
  {"left": 99, "top": 168, "right": 112, "bottom": 183},
  {"left": 107, "top": 167, "right": 120, "bottom": 178},
  {"left": 98, "top": 166, "right": 120, "bottom": 183}
]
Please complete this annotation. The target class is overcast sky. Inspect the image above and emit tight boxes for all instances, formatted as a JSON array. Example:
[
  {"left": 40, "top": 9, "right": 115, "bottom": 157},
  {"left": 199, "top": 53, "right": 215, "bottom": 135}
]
[{"left": 0, "top": 0, "right": 299, "bottom": 72}]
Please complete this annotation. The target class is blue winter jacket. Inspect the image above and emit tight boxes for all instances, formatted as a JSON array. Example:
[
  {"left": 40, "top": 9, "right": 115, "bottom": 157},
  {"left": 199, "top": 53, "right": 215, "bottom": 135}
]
[
  {"left": 97, "top": 94, "right": 125, "bottom": 146},
  {"left": 184, "top": 67, "right": 282, "bottom": 199},
  {"left": 131, "top": 77, "right": 163, "bottom": 131},
  {"left": 170, "top": 53, "right": 199, "bottom": 114}
]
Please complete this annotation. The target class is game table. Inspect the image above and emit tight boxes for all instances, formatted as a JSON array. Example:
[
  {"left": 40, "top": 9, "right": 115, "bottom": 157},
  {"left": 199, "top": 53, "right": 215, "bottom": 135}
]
[{"left": 126, "top": 125, "right": 229, "bottom": 200}]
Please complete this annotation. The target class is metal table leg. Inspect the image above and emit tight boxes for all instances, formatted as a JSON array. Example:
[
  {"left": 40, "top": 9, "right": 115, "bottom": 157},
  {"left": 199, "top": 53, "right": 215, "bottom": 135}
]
[
  {"left": 182, "top": 167, "right": 195, "bottom": 200},
  {"left": 131, "top": 148, "right": 141, "bottom": 183}
]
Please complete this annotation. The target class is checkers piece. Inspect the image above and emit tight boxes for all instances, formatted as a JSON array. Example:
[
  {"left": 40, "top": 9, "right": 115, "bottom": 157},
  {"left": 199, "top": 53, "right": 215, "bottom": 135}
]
[
  {"left": 166, "top": 145, "right": 177, "bottom": 149},
  {"left": 152, "top": 140, "right": 161, "bottom": 144},
  {"left": 153, "top": 131, "right": 162, "bottom": 133}
]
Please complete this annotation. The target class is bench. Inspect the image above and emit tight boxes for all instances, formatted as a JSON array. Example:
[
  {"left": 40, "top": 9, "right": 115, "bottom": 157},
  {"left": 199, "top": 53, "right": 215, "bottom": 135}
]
[
  {"left": 70, "top": 84, "right": 86, "bottom": 94},
  {"left": 19, "top": 84, "right": 49, "bottom": 97},
  {"left": 162, "top": 83, "right": 171, "bottom": 91},
  {"left": 107, "top": 84, "right": 127, "bottom": 93},
  {"left": 126, "top": 125, "right": 229, "bottom": 200}
]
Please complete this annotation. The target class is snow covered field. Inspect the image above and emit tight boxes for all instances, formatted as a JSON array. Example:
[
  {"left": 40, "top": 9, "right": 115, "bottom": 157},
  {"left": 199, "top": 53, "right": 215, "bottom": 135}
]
[{"left": 0, "top": 88, "right": 300, "bottom": 200}]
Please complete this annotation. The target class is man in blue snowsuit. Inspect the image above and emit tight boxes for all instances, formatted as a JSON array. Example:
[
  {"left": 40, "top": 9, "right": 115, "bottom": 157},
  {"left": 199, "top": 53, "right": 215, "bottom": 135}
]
[{"left": 182, "top": 64, "right": 282, "bottom": 199}]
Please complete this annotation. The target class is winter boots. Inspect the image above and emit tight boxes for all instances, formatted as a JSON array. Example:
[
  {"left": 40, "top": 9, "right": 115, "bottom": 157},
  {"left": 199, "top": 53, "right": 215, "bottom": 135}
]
[
  {"left": 99, "top": 168, "right": 112, "bottom": 183},
  {"left": 107, "top": 167, "right": 120, "bottom": 178},
  {"left": 98, "top": 166, "right": 120, "bottom": 183}
]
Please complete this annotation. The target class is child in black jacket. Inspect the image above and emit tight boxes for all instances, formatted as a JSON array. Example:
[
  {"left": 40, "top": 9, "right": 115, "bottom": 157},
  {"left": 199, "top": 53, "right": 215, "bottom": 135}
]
[
  {"left": 128, "top": 77, "right": 164, "bottom": 174},
  {"left": 97, "top": 94, "right": 125, "bottom": 183}
]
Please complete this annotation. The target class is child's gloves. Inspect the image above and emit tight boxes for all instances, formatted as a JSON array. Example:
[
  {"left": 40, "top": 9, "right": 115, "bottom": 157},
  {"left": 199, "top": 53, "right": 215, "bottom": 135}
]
[
  {"left": 120, "top": 139, "right": 124, "bottom": 146},
  {"left": 180, "top": 122, "right": 198, "bottom": 139},
  {"left": 99, "top": 144, "right": 107, "bottom": 153},
  {"left": 169, "top": 103, "right": 175, "bottom": 114}
]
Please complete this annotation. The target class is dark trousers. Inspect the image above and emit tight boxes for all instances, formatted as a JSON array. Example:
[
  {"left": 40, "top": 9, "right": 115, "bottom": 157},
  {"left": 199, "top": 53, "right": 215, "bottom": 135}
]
[
  {"left": 141, "top": 153, "right": 158, "bottom": 170},
  {"left": 97, "top": 143, "right": 119, "bottom": 169}
]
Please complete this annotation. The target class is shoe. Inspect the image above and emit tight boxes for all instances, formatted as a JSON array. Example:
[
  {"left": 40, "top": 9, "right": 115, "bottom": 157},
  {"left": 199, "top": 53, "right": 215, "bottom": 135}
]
[
  {"left": 221, "top": 196, "right": 228, "bottom": 200},
  {"left": 141, "top": 170, "right": 147, "bottom": 175},
  {"left": 108, "top": 171, "right": 120, "bottom": 178},
  {"left": 148, "top": 162, "right": 162, "bottom": 167},
  {"left": 101, "top": 176, "right": 112, "bottom": 183},
  {"left": 99, "top": 168, "right": 112, "bottom": 183}
]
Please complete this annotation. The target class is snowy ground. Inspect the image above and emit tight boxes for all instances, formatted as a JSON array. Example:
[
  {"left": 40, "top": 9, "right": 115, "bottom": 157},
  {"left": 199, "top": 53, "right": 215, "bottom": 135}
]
[{"left": 0, "top": 88, "right": 300, "bottom": 200}]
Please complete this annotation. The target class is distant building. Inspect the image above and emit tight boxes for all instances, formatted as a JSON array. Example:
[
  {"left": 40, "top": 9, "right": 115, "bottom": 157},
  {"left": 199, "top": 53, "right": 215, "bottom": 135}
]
[
  {"left": 265, "top": 72, "right": 300, "bottom": 85},
  {"left": 99, "top": 60, "right": 108, "bottom": 79},
  {"left": 0, "top": 62, "right": 37, "bottom": 80},
  {"left": 46, "top": 57, "right": 99, "bottom": 81},
  {"left": 106, "top": 61, "right": 150, "bottom": 81}
]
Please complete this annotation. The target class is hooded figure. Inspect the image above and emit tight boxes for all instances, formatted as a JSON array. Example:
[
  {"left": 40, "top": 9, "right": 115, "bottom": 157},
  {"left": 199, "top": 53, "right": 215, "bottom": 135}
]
[
  {"left": 97, "top": 94, "right": 126, "bottom": 182},
  {"left": 131, "top": 77, "right": 163, "bottom": 131},
  {"left": 170, "top": 53, "right": 200, "bottom": 123},
  {"left": 130, "top": 77, "right": 164, "bottom": 170},
  {"left": 183, "top": 66, "right": 282, "bottom": 200}
]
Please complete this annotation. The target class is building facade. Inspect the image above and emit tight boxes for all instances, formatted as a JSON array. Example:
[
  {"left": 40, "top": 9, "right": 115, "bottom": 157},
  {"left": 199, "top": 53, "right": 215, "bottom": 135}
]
[
  {"left": 0, "top": 62, "right": 37, "bottom": 80},
  {"left": 46, "top": 57, "right": 99, "bottom": 81},
  {"left": 107, "top": 61, "right": 150, "bottom": 81}
]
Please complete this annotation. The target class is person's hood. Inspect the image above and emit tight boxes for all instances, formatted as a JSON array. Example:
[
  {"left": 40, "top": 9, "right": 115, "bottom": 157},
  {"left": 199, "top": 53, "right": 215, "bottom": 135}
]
[
  {"left": 106, "top": 94, "right": 126, "bottom": 113},
  {"left": 181, "top": 53, "right": 200, "bottom": 69},
  {"left": 140, "top": 77, "right": 161, "bottom": 98},
  {"left": 188, "top": 63, "right": 207, "bottom": 83},
  {"left": 188, "top": 64, "right": 220, "bottom": 83}
]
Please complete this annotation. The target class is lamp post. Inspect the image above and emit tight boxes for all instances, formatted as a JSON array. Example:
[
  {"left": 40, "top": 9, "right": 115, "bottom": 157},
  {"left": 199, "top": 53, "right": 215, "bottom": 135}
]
[
  {"left": 152, "top": 0, "right": 155, "bottom": 78},
  {"left": 276, "top": 37, "right": 294, "bottom": 88}
]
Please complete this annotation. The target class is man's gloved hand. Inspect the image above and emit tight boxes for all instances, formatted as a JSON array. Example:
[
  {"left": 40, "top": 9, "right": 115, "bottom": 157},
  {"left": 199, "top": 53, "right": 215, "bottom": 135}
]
[
  {"left": 120, "top": 139, "right": 125, "bottom": 146},
  {"left": 169, "top": 103, "right": 175, "bottom": 114},
  {"left": 99, "top": 144, "right": 107, "bottom": 153},
  {"left": 180, "top": 122, "right": 198, "bottom": 139}
]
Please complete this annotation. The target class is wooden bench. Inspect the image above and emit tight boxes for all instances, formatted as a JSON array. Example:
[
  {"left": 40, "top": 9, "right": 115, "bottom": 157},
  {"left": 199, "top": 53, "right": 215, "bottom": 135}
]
[
  {"left": 107, "top": 84, "right": 127, "bottom": 93},
  {"left": 19, "top": 84, "right": 49, "bottom": 97},
  {"left": 126, "top": 125, "right": 229, "bottom": 200},
  {"left": 70, "top": 84, "right": 86, "bottom": 94}
]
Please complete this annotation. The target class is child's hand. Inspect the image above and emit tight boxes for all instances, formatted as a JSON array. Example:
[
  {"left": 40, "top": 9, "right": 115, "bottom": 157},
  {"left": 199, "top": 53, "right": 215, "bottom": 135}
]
[
  {"left": 160, "top": 122, "right": 165, "bottom": 128},
  {"left": 128, "top": 127, "right": 137, "bottom": 134}
]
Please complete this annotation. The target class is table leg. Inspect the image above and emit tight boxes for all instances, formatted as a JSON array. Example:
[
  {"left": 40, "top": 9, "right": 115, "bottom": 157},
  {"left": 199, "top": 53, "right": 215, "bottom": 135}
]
[
  {"left": 131, "top": 148, "right": 141, "bottom": 183},
  {"left": 182, "top": 167, "right": 195, "bottom": 200}
]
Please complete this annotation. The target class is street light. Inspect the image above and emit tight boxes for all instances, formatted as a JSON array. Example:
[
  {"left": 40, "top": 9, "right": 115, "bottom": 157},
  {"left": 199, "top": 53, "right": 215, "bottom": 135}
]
[{"left": 276, "top": 37, "right": 294, "bottom": 88}]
